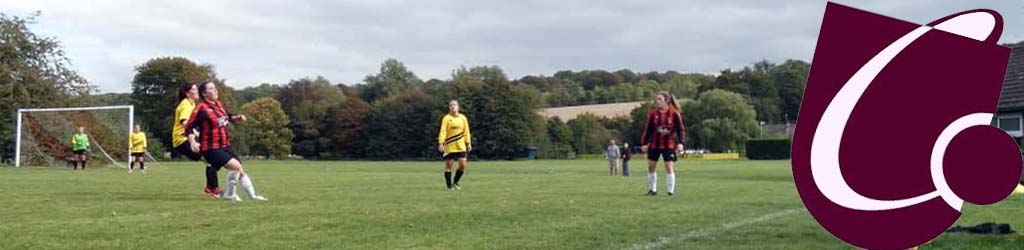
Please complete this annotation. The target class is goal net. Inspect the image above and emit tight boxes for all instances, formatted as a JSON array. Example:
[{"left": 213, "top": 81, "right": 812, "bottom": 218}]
[{"left": 15, "top": 105, "right": 134, "bottom": 168}]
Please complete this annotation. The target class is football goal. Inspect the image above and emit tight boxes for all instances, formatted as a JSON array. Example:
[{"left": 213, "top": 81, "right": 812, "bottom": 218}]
[{"left": 14, "top": 105, "right": 134, "bottom": 168}]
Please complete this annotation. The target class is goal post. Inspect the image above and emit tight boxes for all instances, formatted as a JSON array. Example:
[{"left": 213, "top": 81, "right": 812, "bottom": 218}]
[{"left": 14, "top": 105, "right": 134, "bottom": 167}]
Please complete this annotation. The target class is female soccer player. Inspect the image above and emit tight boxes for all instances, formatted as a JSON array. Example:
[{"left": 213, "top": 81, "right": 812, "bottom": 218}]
[
  {"left": 640, "top": 91, "right": 686, "bottom": 196},
  {"left": 437, "top": 100, "right": 472, "bottom": 191},
  {"left": 128, "top": 125, "right": 147, "bottom": 174},
  {"left": 172, "top": 83, "right": 222, "bottom": 197},
  {"left": 70, "top": 126, "right": 90, "bottom": 170},
  {"left": 184, "top": 81, "right": 267, "bottom": 201}
]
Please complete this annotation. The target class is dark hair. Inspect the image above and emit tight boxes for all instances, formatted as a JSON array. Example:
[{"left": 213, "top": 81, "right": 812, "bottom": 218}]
[
  {"left": 177, "top": 82, "right": 197, "bottom": 102},
  {"left": 197, "top": 81, "right": 215, "bottom": 101}
]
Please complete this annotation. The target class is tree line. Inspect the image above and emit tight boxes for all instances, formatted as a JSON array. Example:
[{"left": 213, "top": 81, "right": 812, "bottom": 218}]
[{"left": 1, "top": 13, "right": 810, "bottom": 162}]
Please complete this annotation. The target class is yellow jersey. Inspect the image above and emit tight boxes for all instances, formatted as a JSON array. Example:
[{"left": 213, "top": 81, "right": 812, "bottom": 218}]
[
  {"left": 130, "top": 132, "right": 147, "bottom": 153},
  {"left": 172, "top": 99, "right": 195, "bottom": 147},
  {"left": 438, "top": 113, "right": 471, "bottom": 153}
]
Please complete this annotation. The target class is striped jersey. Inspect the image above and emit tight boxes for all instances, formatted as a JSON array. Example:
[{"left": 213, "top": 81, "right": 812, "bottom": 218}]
[
  {"left": 183, "top": 100, "right": 234, "bottom": 152},
  {"left": 438, "top": 113, "right": 471, "bottom": 153},
  {"left": 130, "top": 132, "right": 147, "bottom": 153},
  {"left": 641, "top": 108, "right": 686, "bottom": 150}
]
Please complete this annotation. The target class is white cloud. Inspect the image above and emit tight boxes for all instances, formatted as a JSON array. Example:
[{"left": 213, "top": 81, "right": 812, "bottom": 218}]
[{"left": 1, "top": 0, "right": 1021, "bottom": 92}]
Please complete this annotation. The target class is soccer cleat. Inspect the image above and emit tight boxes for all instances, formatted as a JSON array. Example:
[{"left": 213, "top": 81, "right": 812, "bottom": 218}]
[
  {"left": 453, "top": 183, "right": 462, "bottom": 190},
  {"left": 223, "top": 194, "right": 242, "bottom": 202},
  {"left": 250, "top": 195, "right": 268, "bottom": 201},
  {"left": 204, "top": 186, "right": 222, "bottom": 198},
  {"left": 446, "top": 187, "right": 454, "bottom": 192},
  {"left": 644, "top": 190, "right": 657, "bottom": 196},
  {"left": 128, "top": 169, "right": 133, "bottom": 174},
  {"left": 668, "top": 192, "right": 674, "bottom": 197}
]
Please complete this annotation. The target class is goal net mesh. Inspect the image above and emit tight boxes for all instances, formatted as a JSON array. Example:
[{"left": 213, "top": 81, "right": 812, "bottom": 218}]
[{"left": 18, "top": 108, "right": 129, "bottom": 168}]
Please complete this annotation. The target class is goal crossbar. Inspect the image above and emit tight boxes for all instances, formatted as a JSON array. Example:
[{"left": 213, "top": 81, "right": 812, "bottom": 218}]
[{"left": 15, "top": 105, "right": 134, "bottom": 167}]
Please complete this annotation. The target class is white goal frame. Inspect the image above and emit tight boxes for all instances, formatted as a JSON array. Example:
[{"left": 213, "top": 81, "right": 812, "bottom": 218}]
[{"left": 14, "top": 105, "right": 134, "bottom": 167}]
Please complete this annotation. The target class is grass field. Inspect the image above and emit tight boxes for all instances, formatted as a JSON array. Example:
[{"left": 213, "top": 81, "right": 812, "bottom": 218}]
[{"left": 1, "top": 159, "right": 1022, "bottom": 249}]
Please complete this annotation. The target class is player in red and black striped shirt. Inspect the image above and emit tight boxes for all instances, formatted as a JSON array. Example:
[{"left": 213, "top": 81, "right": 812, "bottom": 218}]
[
  {"left": 184, "top": 81, "right": 267, "bottom": 202},
  {"left": 640, "top": 91, "right": 686, "bottom": 197}
]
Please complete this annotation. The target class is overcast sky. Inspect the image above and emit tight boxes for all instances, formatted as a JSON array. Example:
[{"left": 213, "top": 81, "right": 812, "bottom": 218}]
[{"left": 3, "top": 0, "right": 1023, "bottom": 93}]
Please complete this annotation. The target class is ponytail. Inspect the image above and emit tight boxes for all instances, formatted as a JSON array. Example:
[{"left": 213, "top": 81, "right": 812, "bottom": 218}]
[{"left": 658, "top": 91, "right": 679, "bottom": 111}]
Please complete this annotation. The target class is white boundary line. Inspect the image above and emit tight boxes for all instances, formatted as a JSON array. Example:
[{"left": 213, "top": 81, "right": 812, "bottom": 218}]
[{"left": 625, "top": 208, "right": 806, "bottom": 250}]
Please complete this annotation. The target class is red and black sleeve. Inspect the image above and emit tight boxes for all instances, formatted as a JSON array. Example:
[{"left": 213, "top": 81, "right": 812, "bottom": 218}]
[
  {"left": 640, "top": 110, "right": 656, "bottom": 146},
  {"left": 673, "top": 111, "right": 685, "bottom": 145},
  {"left": 183, "top": 104, "right": 208, "bottom": 136}
]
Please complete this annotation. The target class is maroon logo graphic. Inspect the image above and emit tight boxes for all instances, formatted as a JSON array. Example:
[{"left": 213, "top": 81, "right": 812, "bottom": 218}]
[{"left": 792, "top": 2, "right": 1022, "bottom": 249}]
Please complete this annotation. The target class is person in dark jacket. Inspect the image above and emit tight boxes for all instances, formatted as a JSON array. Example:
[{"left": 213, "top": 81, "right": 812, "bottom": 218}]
[{"left": 621, "top": 142, "right": 631, "bottom": 177}]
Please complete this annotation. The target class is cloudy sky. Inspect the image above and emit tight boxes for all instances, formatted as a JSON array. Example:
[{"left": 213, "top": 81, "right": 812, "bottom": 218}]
[{"left": 3, "top": 0, "right": 1023, "bottom": 93}]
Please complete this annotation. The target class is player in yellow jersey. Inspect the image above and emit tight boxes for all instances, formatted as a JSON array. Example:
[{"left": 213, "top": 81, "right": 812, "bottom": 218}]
[
  {"left": 128, "top": 125, "right": 147, "bottom": 174},
  {"left": 172, "top": 83, "right": 221, "bottom": 197},
  {"left": 438, "top": 100, "right": 472, "bottom": 191}
]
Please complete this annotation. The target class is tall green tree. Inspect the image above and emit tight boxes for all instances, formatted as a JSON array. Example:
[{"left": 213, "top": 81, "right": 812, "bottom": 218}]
[
  {"left": 536, "top": 116, "right": 573, "bottom": 159},
  {"left": 0, "top": 13, "right": 93, "bottom": 160},
  {"left": 567, "top": 113, "right": 611, "bottom": 154},
  {"left": 236, "top": 83, "right": 282, "bottom": 104},
  {"left": 361, "top": 58, "right": 423, "bottom": 102},
  {"left": 324, "top": 98, "right": 371, "bottom": 158},
  {"left": 747, "top": 61, "right": 783, "bottom": 123},
  {"left": 131, "top": 57, "right": 220, "bottom": 150},
  {"left": 276, "top": 76, "right": 345, "bottom": 159},
  {"left": 365, "top": 89, "right": 436, "bottom": 159},
  {"left": 684, "top": 89, "right": 759, "bottom": 152},
  {"left": 626, "top": 102, "right": 655, "bottom": 146},
  {"left": 599, "top": 116, "right": 631, "bottom": 142},
  {"left": 772, "top": 59, "right": 810, "bottom": 123},
  {"left": 447, "top": 66, "right": 544, "bottom": 159},
  {"left": 240, "top": 97, "right": 293, "bottom": 158},
  {"left": 615, "top": 69, "right": 638, "bottom": 83}
]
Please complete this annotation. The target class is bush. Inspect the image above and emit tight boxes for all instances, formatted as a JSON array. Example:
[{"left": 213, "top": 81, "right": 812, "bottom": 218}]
[{"left": 746, "top": 138, "right": 791, "bottom": 160}]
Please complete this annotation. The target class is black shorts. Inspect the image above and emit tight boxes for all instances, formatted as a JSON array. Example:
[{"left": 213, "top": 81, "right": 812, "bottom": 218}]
[
  {"left": 130, "top": 152, "right": 145, "bottom": 157},
  {"left": 443, "top": 151, "right": 467, "bottom": 160},
  {"left": 647, "top": 148, "right": 678, "bottom": 162},
  {"left": 203, "top": 148, "right": 240, "bottom": 168},
  {"left": 174, "top": 143, "right": 203, "bottom": 161},
  {"left": 73, "top": 150, "right": 86, "bottom": 155}
]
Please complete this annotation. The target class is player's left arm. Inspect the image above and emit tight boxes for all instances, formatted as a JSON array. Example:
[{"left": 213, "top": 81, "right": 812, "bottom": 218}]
[
  {"left": 464, "top": 117, "right": 472, "bottom": 151},
  {"left": 437, "top": 116, "right": 450, "bottom": 152},
  {"left": 228, "top": 111, "right": 247, "bottom": 122},
  {"left": 673, "top": 112, "right": 685, "bottom": 151}
]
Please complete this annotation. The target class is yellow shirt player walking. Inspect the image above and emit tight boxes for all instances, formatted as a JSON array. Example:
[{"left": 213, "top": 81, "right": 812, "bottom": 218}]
[
  {"left": 129, "top": 125, "right": 147, "bottom": 174},
  {"left": 438, "top": 100, "right": 471, "bottom": 191}
]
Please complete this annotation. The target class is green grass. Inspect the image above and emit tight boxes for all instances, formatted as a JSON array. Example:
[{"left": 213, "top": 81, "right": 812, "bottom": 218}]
[{"left": 0, "top": 160, "right": 1021, "bottom": 249}]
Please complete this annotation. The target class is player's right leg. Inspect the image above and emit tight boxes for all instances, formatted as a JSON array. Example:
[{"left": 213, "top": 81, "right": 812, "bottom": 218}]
[
  {"left": 453, "top": 155, "right": 467, "bottom": 190},
  {"left": 175, "top": 143, "right": 220, "bottom": 198},
  {"left": 443, "top": 156, "right": 455, "bottom": 191},
  {"left": 645, "top": 149, "right": 659, "bottom": 196}
]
